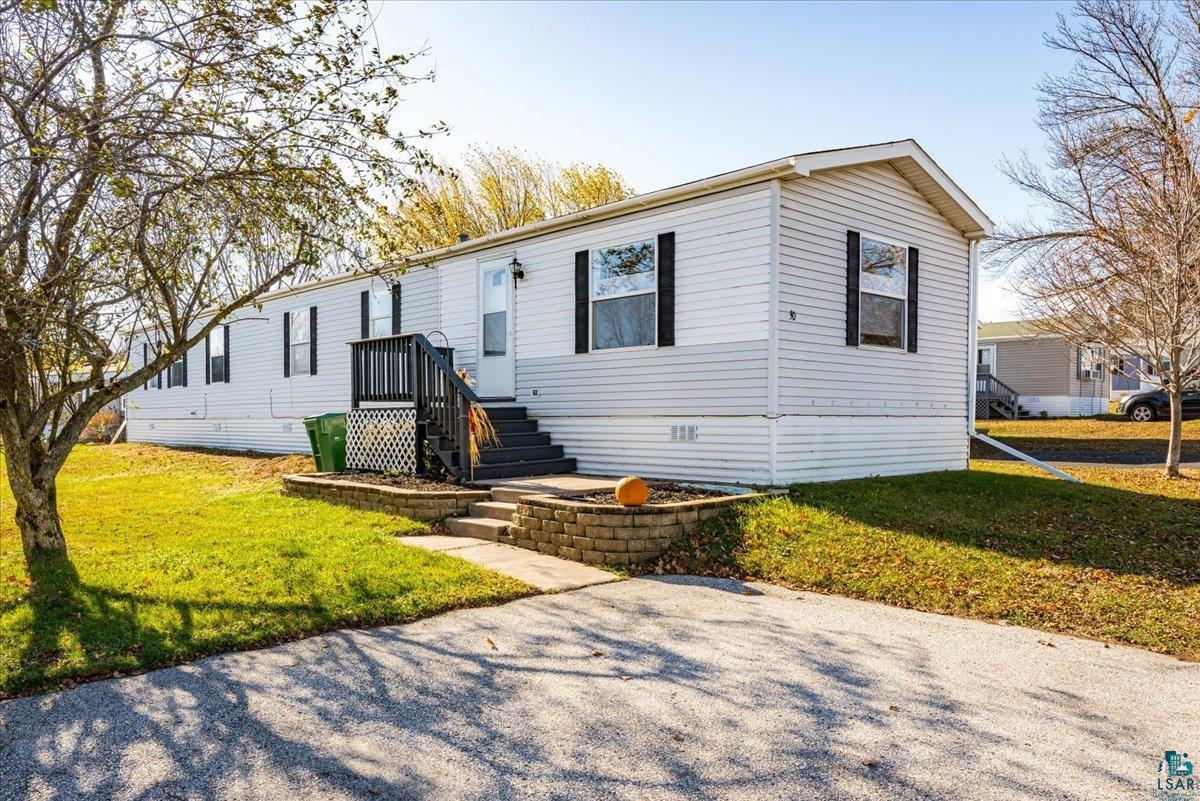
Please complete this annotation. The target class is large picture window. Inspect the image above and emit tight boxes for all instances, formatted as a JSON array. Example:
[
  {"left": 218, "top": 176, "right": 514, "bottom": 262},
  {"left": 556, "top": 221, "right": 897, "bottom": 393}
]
[
  {"left": 290, "top": 308, "right": 311, "bottom": 375},
  {"left": 591, "top": 239, "right": 656, "bottom": 350},
  {"left": 859, "top": 236, "right": 908, "bottom": 349}
]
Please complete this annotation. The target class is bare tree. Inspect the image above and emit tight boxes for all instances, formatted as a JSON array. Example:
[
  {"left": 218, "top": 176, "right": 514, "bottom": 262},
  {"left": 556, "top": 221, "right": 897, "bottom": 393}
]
[
  {"left": 993, "top": 0, "right": 1200, "bottom": 477},
  {"left": 0, "top": 0, "right": 436, "bottom": 563},
  {"left": 378, "top": 145, "right": 634, "bottom": 258}
]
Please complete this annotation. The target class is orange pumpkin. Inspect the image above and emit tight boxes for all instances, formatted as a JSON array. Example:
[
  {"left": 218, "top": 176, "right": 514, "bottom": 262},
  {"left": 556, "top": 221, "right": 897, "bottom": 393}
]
[{"left": 614, "top": 476, "right": 649, "bottom": 507}]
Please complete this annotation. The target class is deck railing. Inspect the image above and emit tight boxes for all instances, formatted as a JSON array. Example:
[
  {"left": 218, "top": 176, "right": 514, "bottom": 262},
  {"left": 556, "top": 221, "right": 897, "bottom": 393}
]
[{"left": 350, "top": 333, "right": 476, "bottom": 478}]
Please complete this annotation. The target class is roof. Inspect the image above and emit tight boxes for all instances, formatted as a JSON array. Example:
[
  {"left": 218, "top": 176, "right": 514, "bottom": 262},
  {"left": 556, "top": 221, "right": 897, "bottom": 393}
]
[
  {"left": 249, "top": 139, "right": 994, "bottom": 307},
  {"left": 977, "top": 319, "right": 1058, "bottom": 340}
]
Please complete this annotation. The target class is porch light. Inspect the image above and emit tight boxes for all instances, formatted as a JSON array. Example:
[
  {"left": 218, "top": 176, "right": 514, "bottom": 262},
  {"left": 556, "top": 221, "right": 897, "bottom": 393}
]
[{"left": 508, "top": 256, "right": 525, "bottom": 281}]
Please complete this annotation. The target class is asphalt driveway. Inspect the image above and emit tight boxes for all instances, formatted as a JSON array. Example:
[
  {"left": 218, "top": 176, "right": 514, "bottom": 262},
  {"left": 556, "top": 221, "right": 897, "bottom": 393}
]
[{"left": 1, "top": 576, "right": 1192, "bottom": 800}]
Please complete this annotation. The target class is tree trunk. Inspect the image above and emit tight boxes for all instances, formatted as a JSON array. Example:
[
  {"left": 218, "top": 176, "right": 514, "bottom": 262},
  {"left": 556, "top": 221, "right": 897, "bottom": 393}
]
[
  {"left": 1164, "top": 388, "right": 1183, "bottom": 478},
  {"left": 3, "top": 439, "right": 67, "bottom": 559}
]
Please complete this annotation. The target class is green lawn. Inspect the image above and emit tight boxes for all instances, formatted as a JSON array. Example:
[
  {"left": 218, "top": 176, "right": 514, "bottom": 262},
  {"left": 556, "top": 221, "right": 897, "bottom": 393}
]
[
  {"left": 661, "top": 460, "right": 1200, "bottom": 660},
  {"left": 0, "top": 445, "right": 533, "bottom": 698},
  {"left": 975, "top": 416, "right": 1200, "bottom": 458}
]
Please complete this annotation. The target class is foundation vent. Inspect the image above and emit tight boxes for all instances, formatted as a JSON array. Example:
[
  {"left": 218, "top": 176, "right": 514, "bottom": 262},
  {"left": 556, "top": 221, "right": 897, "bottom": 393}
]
[{"left": 669, "top": 424, "right": 698, "bottom": 442}]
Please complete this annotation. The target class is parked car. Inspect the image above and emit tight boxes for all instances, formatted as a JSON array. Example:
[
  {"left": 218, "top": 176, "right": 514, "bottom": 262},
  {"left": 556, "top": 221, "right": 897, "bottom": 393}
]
[{"left": 1117, "top": 389, "right": 1200, "bottom": 422}]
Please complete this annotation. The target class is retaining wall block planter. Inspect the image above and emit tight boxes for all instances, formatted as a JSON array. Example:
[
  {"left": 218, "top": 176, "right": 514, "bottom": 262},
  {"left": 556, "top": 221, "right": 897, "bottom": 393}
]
[
  {"left": 282, "top": 473, "right": 490, "bottom": 522},
  {"left": 506, "top": 490, "right": 785, "bottom": 566}
]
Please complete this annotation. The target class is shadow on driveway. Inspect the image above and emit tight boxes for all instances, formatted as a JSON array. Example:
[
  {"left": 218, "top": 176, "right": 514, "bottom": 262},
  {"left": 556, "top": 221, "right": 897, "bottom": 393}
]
[{"left": 2, "top": 576, "right": 1188, "bottom": 800}]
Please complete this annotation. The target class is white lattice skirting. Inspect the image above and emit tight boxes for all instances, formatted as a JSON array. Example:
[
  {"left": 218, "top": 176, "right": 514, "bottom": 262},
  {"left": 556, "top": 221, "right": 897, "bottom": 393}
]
[{"left": 346, "top": 408, "right": 417, "bottom": 474}]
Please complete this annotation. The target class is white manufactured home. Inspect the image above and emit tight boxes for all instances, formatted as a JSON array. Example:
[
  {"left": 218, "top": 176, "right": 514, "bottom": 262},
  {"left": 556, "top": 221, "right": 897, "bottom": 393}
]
[{"left": 127, "top": 140, "right": 993, "bottom": 485}]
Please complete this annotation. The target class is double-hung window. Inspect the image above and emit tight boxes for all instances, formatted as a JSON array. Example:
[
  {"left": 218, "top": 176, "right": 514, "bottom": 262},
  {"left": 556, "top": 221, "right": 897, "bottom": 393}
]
[
  {"left": 208, "top": 327, "right": 226, "bottom": 383},
  {"left": 290, "top": 308, "right": 311, "bottom": 375},
  {"left": 369, "top": 287, "right": 391, "bottom": 338},
  {"left": 591, "top": 239, "right": 656, "bottom": 350},
  {"left": 168, "top": 358, "right": 186, "bottom": 387},
  {"left": 859, "top": 236, "right": 908, "bottom": 349}
]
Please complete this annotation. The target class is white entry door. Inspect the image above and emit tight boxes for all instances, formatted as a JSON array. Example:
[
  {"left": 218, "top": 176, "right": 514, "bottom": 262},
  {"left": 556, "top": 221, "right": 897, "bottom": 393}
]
[
  {"left": 977, "top": 344, "right": 996, "bottom": 376},
  {"left": 477, "top": 259, "right": 514, "bottom": 398}
]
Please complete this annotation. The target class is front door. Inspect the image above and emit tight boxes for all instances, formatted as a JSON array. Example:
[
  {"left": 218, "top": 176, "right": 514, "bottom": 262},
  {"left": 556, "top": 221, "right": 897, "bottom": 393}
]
[
  {"left": 477, "top": 259, "right": 514, "bottom": 398},
  {"left": 977, "top": 345, "right": 996, "bottom": 377}
]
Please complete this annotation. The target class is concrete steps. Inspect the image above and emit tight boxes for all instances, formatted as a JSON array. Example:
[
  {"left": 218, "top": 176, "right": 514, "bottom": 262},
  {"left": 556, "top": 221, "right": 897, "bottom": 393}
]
[
  {"left": 444, "top": 516, "right": 510, "bottom": 541},
  {"left": 469, "top": 500, "right": 519, "bottom": 520},
  {"left": 445, "top": 476, "right": 619, "bottom": 542}
]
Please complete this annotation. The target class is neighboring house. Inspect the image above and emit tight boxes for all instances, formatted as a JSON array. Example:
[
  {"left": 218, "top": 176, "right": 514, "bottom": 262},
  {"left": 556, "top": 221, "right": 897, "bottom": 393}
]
[
  {"left": 975, "top": 320, "right": 1108, "bottom": 418},
  {"left": 126, "top": 139, "right": 993, "bottom": 484}
]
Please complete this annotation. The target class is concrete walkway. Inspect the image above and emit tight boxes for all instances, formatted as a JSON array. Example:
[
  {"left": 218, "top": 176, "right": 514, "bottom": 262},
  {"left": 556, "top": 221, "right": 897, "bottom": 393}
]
[
  {"left": 2, "top": 576, "right": 1192, "bottom": 801},
  {"left": 399, "top": 534, "right": 616, "bottom": 591}
]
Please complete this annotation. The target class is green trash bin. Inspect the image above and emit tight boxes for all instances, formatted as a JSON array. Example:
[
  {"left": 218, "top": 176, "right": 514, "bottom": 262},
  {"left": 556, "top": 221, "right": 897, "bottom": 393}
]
[{"left": 304, "top": 412, "right": 347, "bottom": 472}]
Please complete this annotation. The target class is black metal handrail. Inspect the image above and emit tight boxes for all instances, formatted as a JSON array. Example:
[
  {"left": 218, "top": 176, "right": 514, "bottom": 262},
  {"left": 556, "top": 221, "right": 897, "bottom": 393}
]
[{"left": 350, "top": 332, "right": 474, "bottom": 478}]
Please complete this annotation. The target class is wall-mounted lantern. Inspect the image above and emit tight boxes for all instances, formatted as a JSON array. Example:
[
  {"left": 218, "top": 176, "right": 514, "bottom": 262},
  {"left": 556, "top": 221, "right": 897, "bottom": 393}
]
[{"left": 508, "top": 255, "right": 525, "bottom": 282}]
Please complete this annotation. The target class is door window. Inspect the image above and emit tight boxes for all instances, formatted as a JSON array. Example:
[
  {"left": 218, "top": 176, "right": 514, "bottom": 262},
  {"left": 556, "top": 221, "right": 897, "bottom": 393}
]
[
  {"left": 977, "top": 347, "right": 994, "bottom": 375},
  {"left": 482, "top": 268, "right": 507, "bottom": 357}
]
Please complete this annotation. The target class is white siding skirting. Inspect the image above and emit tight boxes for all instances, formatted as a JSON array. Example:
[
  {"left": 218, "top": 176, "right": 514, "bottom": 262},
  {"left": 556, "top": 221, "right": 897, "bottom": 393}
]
[
  {"left": 774, "top": 414, "right": 967, "bottom": 484},
  {"left": 1018, "top": 396, "right": 1108, "bottom": 418}
]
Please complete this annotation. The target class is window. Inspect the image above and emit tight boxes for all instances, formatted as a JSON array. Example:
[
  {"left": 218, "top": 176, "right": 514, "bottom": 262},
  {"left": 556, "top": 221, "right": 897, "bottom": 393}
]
[
  {"left": 859, "top": 237, "right": 908, "bottom": 349},
  {"left": 290, "top": 308, "right": 311, "bottom": 375},
  {"left": 168, "top": 359, "right": 186, "bottom": 387},
  {"left": 1079, "top": 344, "right": 1106, "bottom": 380},
  {"left": 482, "top": 268, "right": 507, "bottom": 356},
  {"left": 209, "top": 328, "right": 226, "bottom": 383},
  {"left": 369, "top": 287, "right": 391, "bottom": 338},
  {"left": 591, "top": 239, "right": 656, "bottom": 350}
]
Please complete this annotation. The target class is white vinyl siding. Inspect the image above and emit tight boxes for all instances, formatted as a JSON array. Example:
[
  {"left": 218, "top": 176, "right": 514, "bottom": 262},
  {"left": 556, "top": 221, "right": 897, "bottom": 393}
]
[
  {"left": 777, "top": 163, "right": 970, "bottom": 416},
  {"left": 773, "top": 162, "right": 972, "bottom": 482},
  {"left": 128, "top": 161, "right": 978, "bottom": 485},
  {"left": 440, "top": 183, "right": 774, "bottom": 417}
]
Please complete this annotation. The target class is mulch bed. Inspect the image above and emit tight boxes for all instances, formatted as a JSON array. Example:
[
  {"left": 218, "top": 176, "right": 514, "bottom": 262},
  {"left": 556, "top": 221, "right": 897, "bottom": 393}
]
[
  {"left": 337, "top": 471, "right": 468, "bottom": 493},
  {"left": 567, "top": 482, "right": 729, "bottom": 505}
]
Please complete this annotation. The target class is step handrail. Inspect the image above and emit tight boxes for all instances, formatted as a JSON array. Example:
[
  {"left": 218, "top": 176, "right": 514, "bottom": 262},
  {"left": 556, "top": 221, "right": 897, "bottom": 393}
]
[
  {"left": 974, "top": 373, "right": 1021, "bottom": 420},
  {"left": 410, "top": 333, "right": 477, "bottom": 479},
  {"left": 411, "top": 333, "right": 478, "bottom": 402}
]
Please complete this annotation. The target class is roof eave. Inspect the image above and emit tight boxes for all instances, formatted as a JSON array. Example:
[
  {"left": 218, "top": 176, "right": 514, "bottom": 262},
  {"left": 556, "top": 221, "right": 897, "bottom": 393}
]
[{"left": 791, "top": 139, "right": 994, "bottom": 239}]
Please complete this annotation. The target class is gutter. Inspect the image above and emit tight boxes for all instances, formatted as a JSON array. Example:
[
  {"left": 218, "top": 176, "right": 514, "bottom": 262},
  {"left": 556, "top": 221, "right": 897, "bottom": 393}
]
[{"left": 965, "top": 239, "right": 1081, "bottom": 482}]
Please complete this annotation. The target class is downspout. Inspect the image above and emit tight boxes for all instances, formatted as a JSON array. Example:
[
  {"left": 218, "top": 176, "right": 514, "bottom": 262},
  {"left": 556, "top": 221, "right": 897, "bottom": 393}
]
[{"left": 965, "top": 238, "right": 1080, "bottom": 482}]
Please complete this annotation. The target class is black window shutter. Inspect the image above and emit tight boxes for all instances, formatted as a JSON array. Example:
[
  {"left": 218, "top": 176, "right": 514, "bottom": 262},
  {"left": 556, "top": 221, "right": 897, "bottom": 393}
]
[
  {"left": 143, "top": 343, "right": 148, "bottom": 390},
  {"left": 283, "top": 311, "right": 291, "bottom": 377},
  {"left": 181, "top": 349, "right": 188, "bottom": 387},
  {"left": 391, "top": 284, "right": 402, "bottom": 335},
  {"left": 223, "top": 324, "right": 230, "bottom": 383},
  {"left": 906, "top": 246, "right": 919, "bottom": 353},
  {"left": 360, "top": 290, "right": 369, "bottom": 339},
  {"left": 156, "top": 341, "right": 162, "bottom": 389},
  {"left": 574, "top": 249, "right": 589, "bottom": 354},
  {"left": 846, "top": 230, "right": 861, "bottom": 346},
  {"left": 205, "top": 334, "right": 211, "bottom": 384},
  {"left": 309, "top": 306, "right": 318, "bottom": 375},
  {"left": 166, "top": 349, "right": 172, "bottom": 388},
  {"left": 657, "top": 231, "right": 676, "bottom": 347}
]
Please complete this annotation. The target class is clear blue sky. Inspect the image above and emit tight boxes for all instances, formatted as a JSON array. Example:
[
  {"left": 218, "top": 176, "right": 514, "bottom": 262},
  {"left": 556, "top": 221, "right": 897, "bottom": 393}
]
[{"left": 374, "top": 0, "right": 1077, "bottom": 320}]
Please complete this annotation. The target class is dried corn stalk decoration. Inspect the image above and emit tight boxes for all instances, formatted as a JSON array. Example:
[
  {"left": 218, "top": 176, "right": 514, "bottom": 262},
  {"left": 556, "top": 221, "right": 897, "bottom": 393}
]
[{"left": 457, "top": 369, "right": 500, "bottom": 473}]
